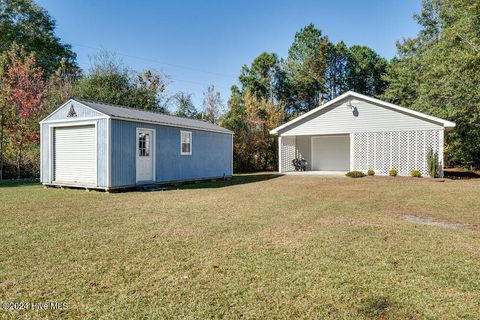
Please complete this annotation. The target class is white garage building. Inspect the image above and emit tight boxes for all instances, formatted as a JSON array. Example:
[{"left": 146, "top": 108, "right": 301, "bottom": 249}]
[{"left": 270, "top": 91, "right": 455, "bottom": 177}]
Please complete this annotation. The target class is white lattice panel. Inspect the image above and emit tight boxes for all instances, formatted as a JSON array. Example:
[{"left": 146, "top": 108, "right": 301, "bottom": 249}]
[
  {"left": 352, "top": 130, "right": 442, "bottom": 176},
  {"left": 280, "top": 136, "right": 296, "bottom": 172}
]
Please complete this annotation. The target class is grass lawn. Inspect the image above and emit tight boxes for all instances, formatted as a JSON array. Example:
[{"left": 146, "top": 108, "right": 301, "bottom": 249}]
[{"left": 0, "top": 174, "right": 479, "bottom": 319}]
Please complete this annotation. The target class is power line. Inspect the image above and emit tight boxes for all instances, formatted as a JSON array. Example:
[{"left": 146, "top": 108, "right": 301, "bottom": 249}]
[
  {"left": 72, "top": 43, "right": 238, "bottom": 80},
  {"left": 72, "top": 43, "right": 234, "bottom": 91},
  {"left": 80, "top": 57, "right": 232, "bottom": 91},
  {"left": 76, "top": 60, "right": 232, "bottom": 92}
]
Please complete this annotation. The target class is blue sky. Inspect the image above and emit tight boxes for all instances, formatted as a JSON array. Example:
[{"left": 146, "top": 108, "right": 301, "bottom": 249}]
[{"left": 37, "top": 0, "right": 421, "bottom": 110}]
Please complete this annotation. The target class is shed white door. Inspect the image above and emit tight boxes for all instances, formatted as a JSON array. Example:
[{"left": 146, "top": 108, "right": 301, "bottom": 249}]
[
  {"left": 136, "top": 129, "right": 154, "bottom": 182},
  {"left": 54, "top": 125, "right": 96, "bottom": 185},
  {"left": 311, "top": 135, "right": 350, "bottom": 171}
]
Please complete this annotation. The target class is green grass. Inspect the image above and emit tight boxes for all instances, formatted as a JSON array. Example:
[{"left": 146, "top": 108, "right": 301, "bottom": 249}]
[{"left": 0, "top": 174, "right": 479, "bottom": 319}]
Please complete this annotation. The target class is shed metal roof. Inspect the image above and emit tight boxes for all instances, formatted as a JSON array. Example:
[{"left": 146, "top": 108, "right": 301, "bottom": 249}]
[{"left": 73, "top": 98, "right": 233, "bottom": 134}]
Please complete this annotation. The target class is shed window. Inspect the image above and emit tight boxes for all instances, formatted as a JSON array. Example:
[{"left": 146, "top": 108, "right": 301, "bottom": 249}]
[
  {"left": 181, "top": 131, "right": 192, "bottom": 155},
  {"left": 138, "top": 132, "right": 150, "bottom": 157}
]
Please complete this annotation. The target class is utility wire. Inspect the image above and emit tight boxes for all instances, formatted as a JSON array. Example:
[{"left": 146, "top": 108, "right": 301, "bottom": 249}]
[
  {"left": 72, "top": 43, "right": 238, "bottom": 80},
  {"left": 76, "top": 55, "right": 232, "bottom": 91}
]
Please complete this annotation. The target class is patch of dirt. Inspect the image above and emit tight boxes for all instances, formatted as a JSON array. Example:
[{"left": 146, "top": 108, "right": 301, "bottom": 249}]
[{"left": 403, "top": 215, "right": 469, "bottom": 229}]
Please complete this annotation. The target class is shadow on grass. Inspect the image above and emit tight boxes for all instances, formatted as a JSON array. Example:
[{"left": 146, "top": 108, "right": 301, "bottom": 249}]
[
  {"left": 0, "top": 179, "right": 40, "bottom": 188},
  {"left": 444, "top": 168, "right": 480, "bottom": 180},
  {"left": 0, "top": 174, "right": 281, "bottom": 191},
  {"left": 171, "top": 173, "right": 280, "bottom": 190},
  {"left": 358, "top": 295, "right": 394, "bottom": 319}
]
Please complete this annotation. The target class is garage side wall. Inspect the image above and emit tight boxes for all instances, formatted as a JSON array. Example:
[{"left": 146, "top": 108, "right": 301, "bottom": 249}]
[
  {"left": 295, "top": 136, "right": 311, "bottom": 171},
  {"left": 110, "top": 120, "right": 233, "bottom": 187},
  {"left": 352, "top": 129, "right": 444, "bottom": 177}
]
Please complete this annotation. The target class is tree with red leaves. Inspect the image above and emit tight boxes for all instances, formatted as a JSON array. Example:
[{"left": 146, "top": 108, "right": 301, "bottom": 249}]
[{"left": 2, "top": 43, "right": 45, "bottom": 179}]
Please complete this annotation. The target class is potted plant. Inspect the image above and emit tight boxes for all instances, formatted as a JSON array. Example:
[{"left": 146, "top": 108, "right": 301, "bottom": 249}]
[{"left": 292, "top": 158, "right": 307, "bottom": 171}]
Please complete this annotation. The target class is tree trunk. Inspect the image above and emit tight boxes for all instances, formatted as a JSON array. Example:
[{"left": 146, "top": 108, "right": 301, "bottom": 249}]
[
  {"left": 0, "top": 111, "right": 4, "bottom": 180},
  {"left": 16, "top": 149, "right": 21, "bottom": 180},
  {"left": 16, "top": 138, "right": 23, "bottom": 180}
]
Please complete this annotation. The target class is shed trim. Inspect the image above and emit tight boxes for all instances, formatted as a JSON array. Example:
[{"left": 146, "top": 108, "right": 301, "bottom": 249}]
[
  {"left": 135, "top": 127, "right": 156, "bottom": 183},
  {"left": 107, "top": 118, "right": 112, "bottom": 188},
  {"left": 41, "top": 116, "right": 109, "bottom": 124},
  {"left": 42, "top": 98, "right": 234, "bottom": 135},
  {"left": 48, "top": 120, "right": 99, "bottom": 187},
  {"left": 111, "top": 116, "right": 233, "bottom": 135},
  {"left": 180, "top": 130, "right": 193, "bottom": 155},
  {"left": 40, "top": 99, "right": 107, "bottom": 123}
]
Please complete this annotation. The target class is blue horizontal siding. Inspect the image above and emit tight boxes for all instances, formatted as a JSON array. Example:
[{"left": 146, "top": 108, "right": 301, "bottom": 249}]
[{"left": 110, "top": 120, "right": 232, "bottom": 187}]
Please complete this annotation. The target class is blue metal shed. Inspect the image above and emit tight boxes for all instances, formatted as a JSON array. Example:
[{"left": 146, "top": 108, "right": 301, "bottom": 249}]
[{"left": 40, "top": 98, "right": 233, "bottom": 190}]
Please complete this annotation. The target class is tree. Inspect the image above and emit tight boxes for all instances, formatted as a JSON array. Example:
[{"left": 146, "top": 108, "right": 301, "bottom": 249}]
[
  {"left": 0, "top": 51, "right": 13, "bottom": 179},
  {"left": 2, "top": 43, "right": 45, "bottom": 178},
  {"left": 201, "top": 85, "right": 223, "bottom": 123},
  {"left": 221, "top": 87, "right": 283, "bottom": 172},
  {"left": 381, "top": 0, "right": 480, "bottom": 168},
  {"left": 73, "top": 51, "right": 169, "bottom": 112},
  {"left": 286, "top": 24, "right": 329, "bottom": 113},
  {"left": 133, "top": 70, "right": 168, "bottom": 112},
  {"left": 346, "top": 45, "right": 388, "bottom": 97},
  {"left": 325, "top": 41, "right": 349, "bottom": 100},
  {"left": 0, "top": 0, "right": 77, "bottom": 76},
  {"left": 220, "top": 86, "right": 248, "bottom": 171},
  {"left": 239, "top": 52, "right": 287, "bottom": 103},
  {"left": 224, "top": 25, "right": 390, "bottom": 172},
  {"left": 172, "top": 91, "right": 199, "bottom": 118},
  {"left": 244, "top": 93, "right": 284, "bottom": 171},
  {"left": 42, "top": 58, "right": 78, "bottom": 115}
]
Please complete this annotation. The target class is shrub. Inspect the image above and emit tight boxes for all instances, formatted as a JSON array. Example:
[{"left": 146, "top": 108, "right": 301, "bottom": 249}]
[
  {"left": 411, "top": 170, "right": 422, "bottom": 178},
  {"left": 367, "top": 169, "right": 375, "bottom": 176},
  {"left": 389, "top": 169, "right": 398, "bottom": 177},
  {"left": 427, "top": 148, "right": 439, "bottom": 178},
  {"left": 345, "top": 171, "right": 366, "bottom": 178}
]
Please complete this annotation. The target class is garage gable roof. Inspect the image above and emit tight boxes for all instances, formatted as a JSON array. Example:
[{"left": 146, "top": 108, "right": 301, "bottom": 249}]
[{"left": 270, "top": 91, "right": 456, "bottom": 135}]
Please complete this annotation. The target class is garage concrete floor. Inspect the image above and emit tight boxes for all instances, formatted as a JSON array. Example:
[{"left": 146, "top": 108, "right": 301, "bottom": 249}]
[{"left": 281, "top": 171, "right": 347, "bottom": 176}]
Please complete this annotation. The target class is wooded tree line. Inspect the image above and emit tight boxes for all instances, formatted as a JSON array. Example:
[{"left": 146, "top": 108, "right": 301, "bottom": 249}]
[
  {"left": 0, "top": 0, "right": 479, "bottom": 178},
  {"left": 380, "top": 0, "right": 480, "bottom": 169},
  {"left": 220, "top": 24, "right": 389, "bottom": 172},
  {"left": 0, "top": 0, "right": 223, "bottom": 179},
  {"left": 222, "top": 0, "right": 480, "bottom": 172}
]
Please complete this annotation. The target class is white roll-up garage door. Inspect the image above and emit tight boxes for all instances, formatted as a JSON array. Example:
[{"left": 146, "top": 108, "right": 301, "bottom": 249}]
[
  {"left": 311, "top": 135, "right": 350, "bottom": 171},
  {"left": 54, "top": 125, "right": 96, "bottom": 185}
]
